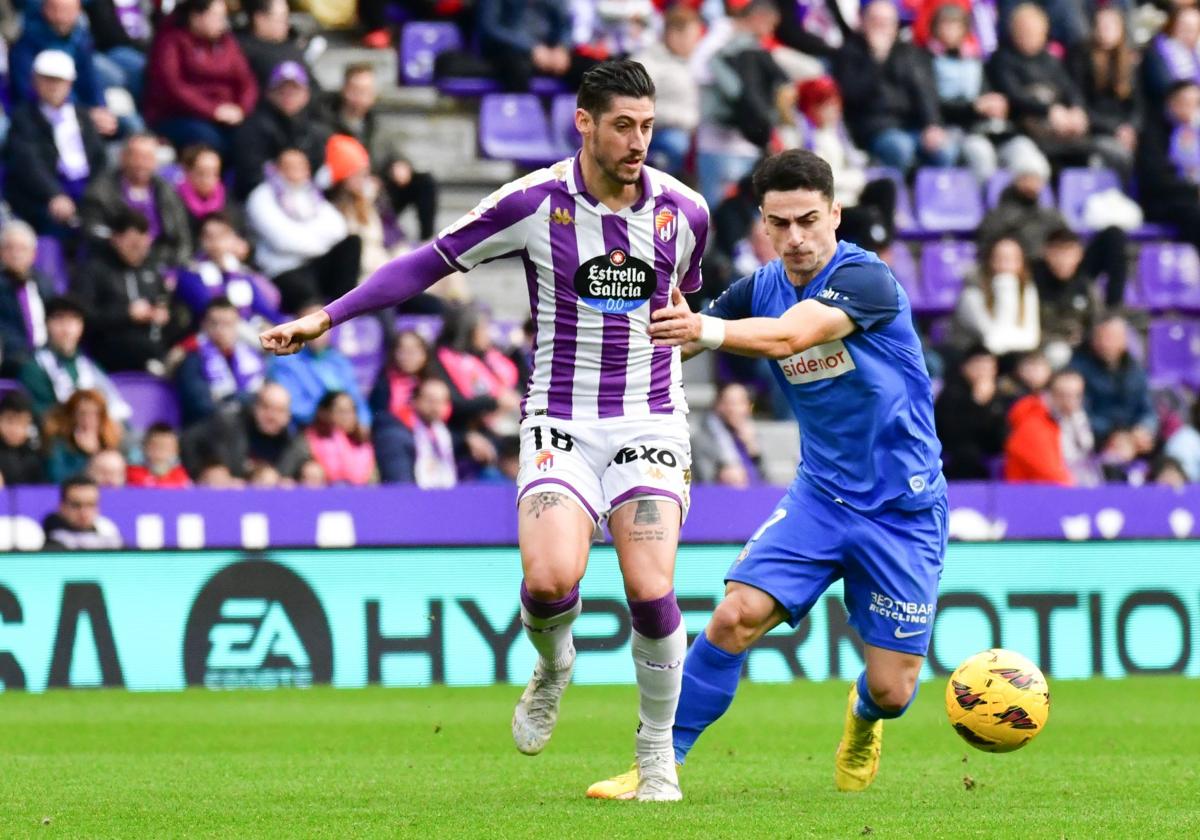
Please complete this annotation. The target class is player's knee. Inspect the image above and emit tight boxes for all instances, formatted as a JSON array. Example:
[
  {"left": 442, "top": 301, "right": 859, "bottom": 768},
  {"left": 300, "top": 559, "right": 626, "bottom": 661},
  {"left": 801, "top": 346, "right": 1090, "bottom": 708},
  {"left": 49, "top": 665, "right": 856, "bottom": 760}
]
[
  {"left": 868, "top": 674, "right": 919, "bottom": 715},
  {"left": 707, "top": 597, "right": 760, "bottom": 653},
  {"left": 522, "top": 567, "right": 581, "bottom": 602}
]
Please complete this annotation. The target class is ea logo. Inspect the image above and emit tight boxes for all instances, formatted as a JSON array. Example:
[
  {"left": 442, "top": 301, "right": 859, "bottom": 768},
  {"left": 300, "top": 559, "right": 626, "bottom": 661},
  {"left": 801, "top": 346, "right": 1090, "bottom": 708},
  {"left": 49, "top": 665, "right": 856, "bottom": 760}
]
[
  {"left": 609, "top": 248, "right": 626, "bottom": 266},
  {"left": 183, "top": 560, "right": 333, "bottom": 689}
]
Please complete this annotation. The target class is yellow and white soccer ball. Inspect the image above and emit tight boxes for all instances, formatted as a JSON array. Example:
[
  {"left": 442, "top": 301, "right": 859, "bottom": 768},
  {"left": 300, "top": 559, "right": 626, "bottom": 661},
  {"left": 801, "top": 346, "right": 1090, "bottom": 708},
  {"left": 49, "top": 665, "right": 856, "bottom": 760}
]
[{"left": 945, "top": 649, "right": 1051, "bottom": 753}]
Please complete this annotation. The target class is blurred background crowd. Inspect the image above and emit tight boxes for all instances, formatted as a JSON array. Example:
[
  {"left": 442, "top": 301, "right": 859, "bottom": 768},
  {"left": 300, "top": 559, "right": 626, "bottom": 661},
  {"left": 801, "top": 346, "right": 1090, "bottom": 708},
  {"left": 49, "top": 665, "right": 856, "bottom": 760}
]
[{"left": 0, "top": 0, "right": 1198, "bottom": 520}]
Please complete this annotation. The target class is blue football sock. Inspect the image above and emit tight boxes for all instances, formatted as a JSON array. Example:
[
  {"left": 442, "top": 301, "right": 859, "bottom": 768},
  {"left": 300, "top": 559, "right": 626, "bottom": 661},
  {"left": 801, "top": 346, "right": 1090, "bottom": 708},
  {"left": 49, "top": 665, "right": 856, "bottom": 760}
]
[
  {"left": 672, "top": 632, "right": 747, "bottom": 765},
  {"left": 854, "top": 670, "right": 918, "bottom": 722}
]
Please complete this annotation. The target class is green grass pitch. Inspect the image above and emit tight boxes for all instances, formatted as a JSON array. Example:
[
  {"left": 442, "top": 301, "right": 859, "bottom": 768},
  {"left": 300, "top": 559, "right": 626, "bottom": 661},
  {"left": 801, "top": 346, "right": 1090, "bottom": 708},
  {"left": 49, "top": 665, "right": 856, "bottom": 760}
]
[{"left": 1, "top": 678, "right": 1197, "bottom": 838}]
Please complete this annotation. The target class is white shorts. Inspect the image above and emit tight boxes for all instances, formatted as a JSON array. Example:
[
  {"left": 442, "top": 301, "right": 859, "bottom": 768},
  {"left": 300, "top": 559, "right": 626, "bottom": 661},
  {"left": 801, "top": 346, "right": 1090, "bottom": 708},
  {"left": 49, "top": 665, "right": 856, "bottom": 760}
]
[{"left": 516, "top": 414, "right": 692, "bottom": 527}]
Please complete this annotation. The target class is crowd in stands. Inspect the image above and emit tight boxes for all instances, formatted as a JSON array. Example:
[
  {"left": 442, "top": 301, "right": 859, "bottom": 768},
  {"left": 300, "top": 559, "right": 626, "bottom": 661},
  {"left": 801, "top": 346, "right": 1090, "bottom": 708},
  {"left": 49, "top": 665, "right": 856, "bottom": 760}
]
[{"left": 0, "top": 0, "right": 1198, "bottom": 520}]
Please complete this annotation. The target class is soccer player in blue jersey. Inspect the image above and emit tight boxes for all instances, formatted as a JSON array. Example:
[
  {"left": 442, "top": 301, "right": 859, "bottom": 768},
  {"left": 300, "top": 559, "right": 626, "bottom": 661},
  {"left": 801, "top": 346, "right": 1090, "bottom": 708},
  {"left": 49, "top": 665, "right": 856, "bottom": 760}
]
[{"left": 588, "top": 148, "right": 948, "bottom": 799}]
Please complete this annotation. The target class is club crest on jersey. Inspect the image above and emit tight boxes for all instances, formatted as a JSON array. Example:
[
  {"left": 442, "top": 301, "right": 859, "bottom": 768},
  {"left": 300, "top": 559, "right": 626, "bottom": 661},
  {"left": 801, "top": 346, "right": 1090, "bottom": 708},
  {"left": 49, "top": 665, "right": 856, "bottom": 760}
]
[
  {"left": 655, "top": 208, "right": 676, "bottom": 241},
  {"left": 574, "top": 248, "right": 655, "bottom": 314}
]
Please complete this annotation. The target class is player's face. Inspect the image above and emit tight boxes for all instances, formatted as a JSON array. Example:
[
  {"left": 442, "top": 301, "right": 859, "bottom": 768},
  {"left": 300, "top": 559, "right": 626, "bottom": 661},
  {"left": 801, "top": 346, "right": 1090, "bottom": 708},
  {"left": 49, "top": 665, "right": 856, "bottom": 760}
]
[
  {"left": 760, "top": 189, "right": 841, "bottom": 281},
  {"left": 579, "top": 96, "right": 654, "bottom": 186}
]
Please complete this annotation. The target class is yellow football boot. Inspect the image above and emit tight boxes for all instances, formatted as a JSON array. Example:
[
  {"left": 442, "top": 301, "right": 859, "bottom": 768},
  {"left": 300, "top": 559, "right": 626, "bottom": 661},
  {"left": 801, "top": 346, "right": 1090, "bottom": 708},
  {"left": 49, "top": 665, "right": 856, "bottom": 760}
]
[
  {"left": 586, "top": 762, "right": 639, "bottom": 800},
  {"left": 834, "top": 684, "right": 883, "bottom": 792}
]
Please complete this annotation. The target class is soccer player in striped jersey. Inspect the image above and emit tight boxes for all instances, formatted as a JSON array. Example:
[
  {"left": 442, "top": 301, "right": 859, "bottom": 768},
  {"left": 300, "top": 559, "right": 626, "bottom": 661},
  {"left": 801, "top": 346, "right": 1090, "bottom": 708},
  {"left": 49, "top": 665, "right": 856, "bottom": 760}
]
[{"left": 260, "top": 60, "right": 708, "bottom": 801}]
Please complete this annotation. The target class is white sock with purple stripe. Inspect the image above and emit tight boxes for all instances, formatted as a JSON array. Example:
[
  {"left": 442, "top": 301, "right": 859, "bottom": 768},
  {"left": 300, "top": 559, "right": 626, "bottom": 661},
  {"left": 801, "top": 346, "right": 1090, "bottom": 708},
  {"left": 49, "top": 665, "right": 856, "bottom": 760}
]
[
  {"left": 628, "top": 590, "right": 686, "bottom": 754},
  {"left": 519, "top": 582, "right": 581, "bottom": 672}
]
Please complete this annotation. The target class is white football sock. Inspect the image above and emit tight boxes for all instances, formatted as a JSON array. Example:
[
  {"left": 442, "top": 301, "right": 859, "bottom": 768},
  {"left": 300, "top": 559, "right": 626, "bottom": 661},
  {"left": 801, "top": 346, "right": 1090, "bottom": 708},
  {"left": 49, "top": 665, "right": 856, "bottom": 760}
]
[
  {"left": 632, "top": 623, "right": 688, "bottom": 753},
  {"left": 520, "top": 599, "right": 581, "bottom": 672}
]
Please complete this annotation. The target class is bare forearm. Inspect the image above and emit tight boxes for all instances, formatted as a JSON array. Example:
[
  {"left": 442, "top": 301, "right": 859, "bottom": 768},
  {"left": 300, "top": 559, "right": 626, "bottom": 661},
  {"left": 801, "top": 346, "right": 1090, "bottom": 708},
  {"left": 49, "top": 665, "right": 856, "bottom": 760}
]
[{"left": 718, "top": 316, "right": 808, "bottom": 360}]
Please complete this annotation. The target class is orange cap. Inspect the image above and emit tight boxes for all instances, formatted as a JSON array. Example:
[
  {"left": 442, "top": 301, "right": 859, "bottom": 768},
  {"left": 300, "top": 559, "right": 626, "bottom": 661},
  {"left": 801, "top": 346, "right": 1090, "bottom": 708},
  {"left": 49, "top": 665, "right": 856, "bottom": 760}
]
[{"left": 326, "top": 134, "right": 370, "bottom": 185}]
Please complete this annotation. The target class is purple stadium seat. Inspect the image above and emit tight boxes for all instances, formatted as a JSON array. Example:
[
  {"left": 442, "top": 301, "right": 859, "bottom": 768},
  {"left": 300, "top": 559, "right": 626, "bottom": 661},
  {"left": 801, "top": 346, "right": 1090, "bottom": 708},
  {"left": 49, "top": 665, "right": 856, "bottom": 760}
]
[
  {"left": 1057, "top": 167, "right": 1120, "bottom": 231},
  {"left": 1146, "top": 318, "right": 1200, "bottom": 389},
  {"left": 550, "top": 93, "right": 581, "bottom": 157},
  {"left": 914, "top": 168, "right": 983, "bottom": 233},
  {"left": 918, "top": 240, "right": 977, "bottom": 313},
  {"left": 1138, "top": 242, "right": 1200, "bottom": 312},
  {"left": 400, "top": 22, "right": 463, "bottom": 85},
  {"left": 394, "top": 314, "right": 443, "bottom": 343},
  {"left": 479, "top": 94, "right": 561, "bottom": 166},
  {"left": 882, "top": 243, "right": 919, "bottom": 302},
  {"left": 985, "top": 170, "right": 1053, "bottom": 208},
  {"left": 331, "top": 315, "right": 386, "bottom": 395},
  {"left": 0, "top": 378, "right": 23, "bottom": 397},
  {"left": 34, "top": 235, "right": 69, "bottom": 294},
  {"left": 530, "top": 76, "right": 569, "bottom": 95},
  {"left": 866, "top": 166, "right": 918, "bottom": 236},
  {"left": 438, "top": 76, "right": 501, "bottom": 96},
  {"left": 109, "top": 372, "right": 181, "bottom": 432}
]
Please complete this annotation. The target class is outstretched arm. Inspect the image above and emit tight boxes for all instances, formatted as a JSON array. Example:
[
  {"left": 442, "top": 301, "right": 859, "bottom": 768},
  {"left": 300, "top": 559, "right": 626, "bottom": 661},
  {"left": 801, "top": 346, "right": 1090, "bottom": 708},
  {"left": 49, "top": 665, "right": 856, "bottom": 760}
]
[{"left": 650, "top": 287, "right": 856, "bottom": 360}]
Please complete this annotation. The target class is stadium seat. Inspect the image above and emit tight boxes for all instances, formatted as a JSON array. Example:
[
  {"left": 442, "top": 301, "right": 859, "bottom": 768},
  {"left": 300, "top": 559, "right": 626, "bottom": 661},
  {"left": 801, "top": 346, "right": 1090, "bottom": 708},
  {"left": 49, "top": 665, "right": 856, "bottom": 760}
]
[
  {"left": 109, "top": 373, "right": 181, "bottom": 432},
  {"left": 984, "top": 170, "right": 1053, "bottom": 208},
  {"left": 400, "top": 22, "right": 463, "bottom": 86},
  {"left": 914, "top": 168, "right": 983, "bottom": 234},
  {"left": 1057, "top": 167, "right": 1120, "bottom": 231},
  {"left": 34, "top": 236, "right": 69, "bottom": 294},
  {"left": 0, "top": 378, "right": 22, "bottom": 398},
  {"left": 331, "top": 315, "right": 386, "bottom": 396},
  {"left": 550, "top": 93, "right": 581, "bottom": 158},
  {"left": 918, "top": 240, "right": 976, "bottom": 313},
  {"left": 394, "top": 314, "right": 443, "bottom": 344},
  {"left": 866, "top": 167, "right": 918, "bottom": 237},
  {"left": 479, "top": 94, "right": 560, "bottom": 167},
  {"left": 1137, "top": 242, "right": 1200, "bottom": 313},
  {"left": 1146, "top": 318, "right": 1200, "bottom": 389},
  {"left": 882, "top": 242, "right": 920, "bottom": 304}
]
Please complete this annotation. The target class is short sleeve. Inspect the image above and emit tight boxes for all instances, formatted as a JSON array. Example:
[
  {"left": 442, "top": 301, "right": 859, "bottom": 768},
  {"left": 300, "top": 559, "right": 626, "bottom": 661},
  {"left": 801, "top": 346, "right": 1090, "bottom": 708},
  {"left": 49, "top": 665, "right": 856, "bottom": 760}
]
[
  {"left": 814, "top": 262, "right": 900, "bottom": 331},
  {"left": 705, "top": 274, "right": 755, "bottom": 321},
  {"left": 434, "top": 176, "right": 554, "bottom": 272},
  {"left": 678, "top": 198, "right": 710, "bottom": 294}
]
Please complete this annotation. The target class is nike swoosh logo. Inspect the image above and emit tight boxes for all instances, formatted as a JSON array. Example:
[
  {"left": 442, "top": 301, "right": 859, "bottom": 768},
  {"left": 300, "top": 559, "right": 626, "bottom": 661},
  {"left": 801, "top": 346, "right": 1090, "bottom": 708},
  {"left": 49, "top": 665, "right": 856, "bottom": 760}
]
[{"left": 894, "top": 627, "right": 926, "bottom": 639}]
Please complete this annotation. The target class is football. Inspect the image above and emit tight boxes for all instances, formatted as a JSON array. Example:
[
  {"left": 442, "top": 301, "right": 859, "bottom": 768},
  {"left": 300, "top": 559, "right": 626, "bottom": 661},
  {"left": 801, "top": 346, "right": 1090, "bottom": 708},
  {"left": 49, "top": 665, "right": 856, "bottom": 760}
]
[{"left": 945, "top": 649, "right": 1051, "bottom": 753}]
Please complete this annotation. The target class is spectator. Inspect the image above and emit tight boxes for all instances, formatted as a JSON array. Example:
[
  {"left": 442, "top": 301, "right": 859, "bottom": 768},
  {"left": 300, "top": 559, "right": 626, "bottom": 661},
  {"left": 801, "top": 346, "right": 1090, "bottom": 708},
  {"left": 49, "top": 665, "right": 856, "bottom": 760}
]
[
  {"left": 633, "top": 3, "right": 703, "bottom": 175},
  {"left": 833, "top": 0, "right": 956, "bottom": 174},
  {"left": 41, "top": 475, "right": 123, "bottom": 550},
  {"left": 233, "top": 60, "right": 329, "bottom": 199},
  {"left": 698, "top": 0, "right": 789, "bottom": 203},
  {"left": 247, "top": 462, "right": 284, "bottom": 487},
  {"left": 370, "top": 330, "right": 445, "bottom": 482},
  {"left": 10, "top": 0, "right": 119, "bottom": 137},
  {"left": 476, "top": 0, "right": 578, "bottom": 92},
  {"left": 85, "top": 0, "right": 152, "bottom": 102},
  {"left": 1000, "top": 347, "right": 1053, "bottom": 403},
  {"left": 246, "top": 148, "right": 360, "bottom": 313},
  {"left": 406, "top": 378, "right": 458, "bottom": 488},
  {"left": 74, "top": 209, "right": 186, "bottom": 372},
  {"left": 4, "top": 50, "right": 108, "bottom": 234},
  {"left": 1149, "top": 456, "right": 1189, "bottom": 488},
  {"left": 194, "top": 461, "right": 244, "bottom": 487},
  {"left": 126, "top": 422, "right": 191, "bottom": 487},
  {"left": 357, "top": 0, "right": 392, "bottom": 50},
  {"left": 433, "top": 304, "right": 520, "bottom": 435},
  {"left": 326, "top": 134, "right": 401, "bottom": 279},
  {"left": 237, "top": 0, "right": 313, "bottom": 90},
  {"left": 305, "top": 390, "right": 375, "bottom": 485},
  {"left": 1004, "top": 368, "right": 1097, "bottom": 485},
  {"left": 1135, "top": 80, "right": 1200, "bottom": 256},
  {"left": 1141, "top": 5, "right": 1200, "bottom": 109},
  {"left": 267, "top": 303, "right": 369, "bottom": 426},
  {"left": 180, "top": 381, "right": 310, "bottom": 478},
  {"left": 81, "top": 133, "right": 194, "bottom": 267},
  {"left": 297, "top": 457, "right": 326, "bottom": 487},
  {"left": 934, "top": 345, "right": 1007, "bottom": 479},
  {"left": 0, "top": 222, "right": 57, "bottom": 377},
  {"left": 1067, "top": 6, "right": 1141, "bottom": 180},
  {"left": 175, "top": 212, "right": 281, "bottom": 328},
  {"left": 323, "top": 63, "right": 439, "bottom": 242},
  {"left": 952, "top": 236, "right": 1040, "bottom": 358},
  {"left": 1070, "top": 314, "right": 1158, "bottom": 456},
  {"left": 175, "top": 297, "right": 266, "bottom": 426},
  {"left": 1033, "top": 226, "right": 1101, "bottom": 369},
  {"left": 986, "top": 4, "right": 1093, "bottom": 171},
  {"left": 976, "top": 148, "right": 1128, "bottom": 309},
  {"left": 176, "top": 144, "right": 244, "bottom": 235},
  {"left": 19, "top": 295, "right": 131, "bottom": 422},
  {"left": 42, "top": 388, "right": 125, "bottom": 484},
  {"left": 87, "top": 448, "right": 127, "bottom": 487},
  {"left": 0, "top": 390, "right": 45, "bottom": 485},
  {"left": 1164, "top": 399, "right": 1200, "bottom": 483},
  {"left": 692, "top": 381, "right": 763, "bottom": 486},
  {"left": 143, "top": 0, "right": 259, "bottom": 158}
]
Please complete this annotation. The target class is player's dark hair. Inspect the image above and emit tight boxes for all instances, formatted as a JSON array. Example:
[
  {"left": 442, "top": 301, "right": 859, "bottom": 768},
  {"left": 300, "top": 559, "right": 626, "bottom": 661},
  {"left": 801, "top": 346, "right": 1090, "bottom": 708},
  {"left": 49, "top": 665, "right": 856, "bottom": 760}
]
[
  {"left": 752, "top": 150, "right": 835, "bottom": 203},
  {"left": 60, "top": 474, "right": 97, "bottom": 501},
  {"left": 577, "top": 59, "right": 655, "bottom": 117}
]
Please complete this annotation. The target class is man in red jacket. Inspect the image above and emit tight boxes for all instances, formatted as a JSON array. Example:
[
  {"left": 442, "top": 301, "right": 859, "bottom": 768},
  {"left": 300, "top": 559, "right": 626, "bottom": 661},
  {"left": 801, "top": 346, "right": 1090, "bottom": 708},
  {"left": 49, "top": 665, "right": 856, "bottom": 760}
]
[
  {"left": 1004, "top": 368, "right": 1097, "bottom": 485},
  {"left": 143, "top": 0, "right": 259, "bottom": 158}
]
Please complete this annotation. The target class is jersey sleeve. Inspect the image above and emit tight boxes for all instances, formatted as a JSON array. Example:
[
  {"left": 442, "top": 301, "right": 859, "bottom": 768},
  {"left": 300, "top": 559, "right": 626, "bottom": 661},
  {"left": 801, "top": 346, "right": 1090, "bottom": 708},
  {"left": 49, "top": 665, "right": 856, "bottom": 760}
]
[
  {"left": 678, "top": 197, "right": 710, "bottom": 294},
  {"left": 433, "top": 176, "right": 552, "bottom": 272},
  {"left": 815, "top": 262, "right": 900, "bottom": 331},
  {"left": 705, "top": 274, "right": 755, "bottom": 320}
]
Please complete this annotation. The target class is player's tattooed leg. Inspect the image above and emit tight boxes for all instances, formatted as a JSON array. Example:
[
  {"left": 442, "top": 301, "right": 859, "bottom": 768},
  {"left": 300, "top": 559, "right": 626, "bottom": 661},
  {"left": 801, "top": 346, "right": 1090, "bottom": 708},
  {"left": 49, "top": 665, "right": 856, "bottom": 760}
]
[
  {"left": 523, "top": 492, "right": 567, "bottom": 519},
  {"left": 628, "top": 500, "right": 666, "bottom": 543}
]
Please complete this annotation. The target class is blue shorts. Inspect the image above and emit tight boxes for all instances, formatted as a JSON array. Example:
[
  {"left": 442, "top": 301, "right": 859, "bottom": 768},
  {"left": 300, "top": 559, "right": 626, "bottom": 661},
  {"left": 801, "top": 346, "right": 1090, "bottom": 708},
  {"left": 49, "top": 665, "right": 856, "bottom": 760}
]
[{"left": 725, "top": 479, "right": 948, "bottom": 656}]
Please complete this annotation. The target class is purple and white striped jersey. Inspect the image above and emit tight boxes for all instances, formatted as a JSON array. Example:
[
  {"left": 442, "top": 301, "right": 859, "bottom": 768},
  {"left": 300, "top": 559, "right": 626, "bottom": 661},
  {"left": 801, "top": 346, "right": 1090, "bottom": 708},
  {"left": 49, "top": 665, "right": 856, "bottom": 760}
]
[{"left": 433, "top": 155, "right": 709, "bottom": 421}]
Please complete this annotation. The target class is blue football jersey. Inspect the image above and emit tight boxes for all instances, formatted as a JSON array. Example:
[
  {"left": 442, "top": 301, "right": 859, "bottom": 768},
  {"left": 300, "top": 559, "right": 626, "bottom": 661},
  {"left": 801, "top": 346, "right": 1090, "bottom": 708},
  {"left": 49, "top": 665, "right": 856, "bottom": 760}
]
[{"left": 708, "top": 241, "right": 946, "bottom": 513}]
